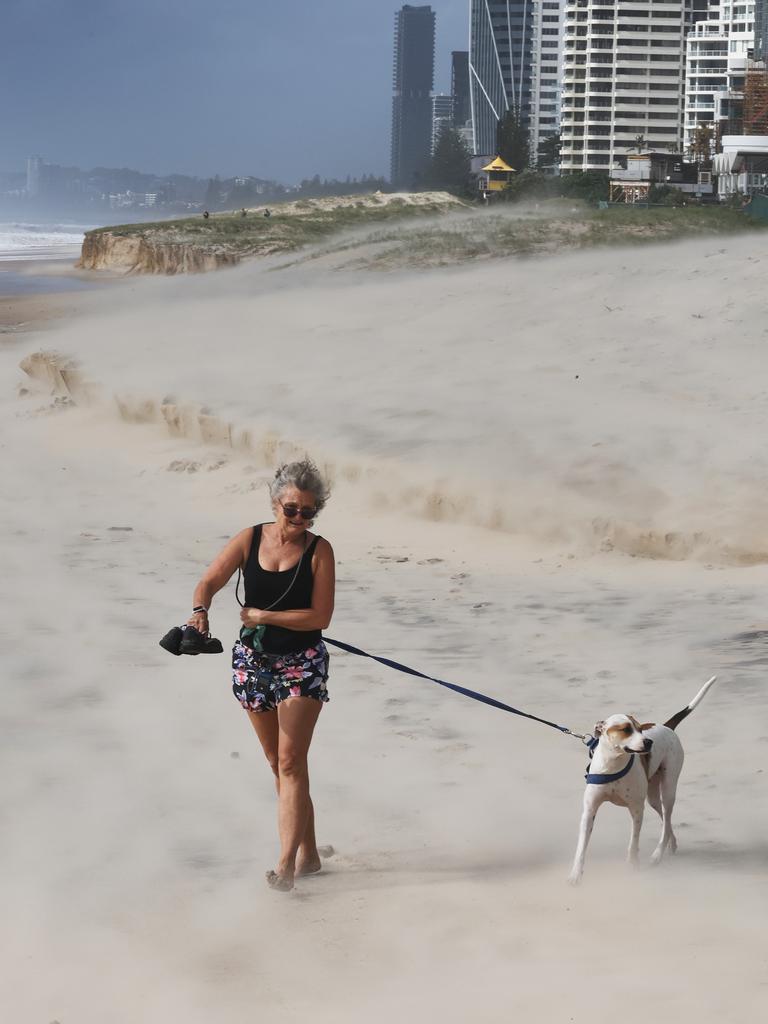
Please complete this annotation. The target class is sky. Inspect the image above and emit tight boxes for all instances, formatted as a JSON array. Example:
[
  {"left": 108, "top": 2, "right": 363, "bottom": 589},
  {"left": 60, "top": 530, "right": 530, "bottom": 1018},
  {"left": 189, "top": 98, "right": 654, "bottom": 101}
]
[{"left": 0, "top": 0, "right": 469, "bottom": 184}]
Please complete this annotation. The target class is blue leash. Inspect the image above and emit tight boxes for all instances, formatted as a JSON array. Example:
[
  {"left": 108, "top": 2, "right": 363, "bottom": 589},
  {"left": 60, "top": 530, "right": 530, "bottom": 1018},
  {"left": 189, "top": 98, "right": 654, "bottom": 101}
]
[{"left": 323, "top": 637, "right": 590, "bottom": 742}]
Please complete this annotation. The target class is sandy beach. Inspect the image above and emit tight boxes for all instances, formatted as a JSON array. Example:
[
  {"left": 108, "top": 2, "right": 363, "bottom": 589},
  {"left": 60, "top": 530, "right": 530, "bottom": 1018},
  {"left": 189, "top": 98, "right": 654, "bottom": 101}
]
[{"left": 2, "top": 229, "right": 767, "bottom": 1022}]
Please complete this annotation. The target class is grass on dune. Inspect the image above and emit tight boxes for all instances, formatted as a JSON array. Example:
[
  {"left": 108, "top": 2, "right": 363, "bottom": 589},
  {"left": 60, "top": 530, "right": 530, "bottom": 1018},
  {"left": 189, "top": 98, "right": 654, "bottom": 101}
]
[{"left": 89, "top": 199, "right": 767, "bottom": 269}]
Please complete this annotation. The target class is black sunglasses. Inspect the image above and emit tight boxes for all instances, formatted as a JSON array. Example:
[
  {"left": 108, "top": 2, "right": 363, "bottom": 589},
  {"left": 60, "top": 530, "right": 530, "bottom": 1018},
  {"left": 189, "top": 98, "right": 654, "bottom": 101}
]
[{"left": 279, "top": 500, "right": 316, "bottom": 521}]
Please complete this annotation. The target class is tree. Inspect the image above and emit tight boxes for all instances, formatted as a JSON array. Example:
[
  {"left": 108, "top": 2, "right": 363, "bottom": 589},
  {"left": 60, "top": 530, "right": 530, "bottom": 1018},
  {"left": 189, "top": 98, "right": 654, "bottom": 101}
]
[
  {"left": 537, "top": 132, "right": 561, "bottom": 173},
  {"left": 628, "top": 134, "right": 648, "bottom": 154},
  {"left": 425, "top": 126, "right": 471, "bottom": 194},
  {"left": 689, "top": 122, "right": 714, "bottom": 166},
  {"left": 496, "top": 108, "right": 530, "bottom": 171}
]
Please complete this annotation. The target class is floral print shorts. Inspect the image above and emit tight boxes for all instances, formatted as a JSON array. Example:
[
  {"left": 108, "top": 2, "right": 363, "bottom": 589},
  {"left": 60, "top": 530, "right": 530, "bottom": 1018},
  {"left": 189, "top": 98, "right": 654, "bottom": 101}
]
[{"left": 231, "top": 640, "right": 330, "bottom": 713}]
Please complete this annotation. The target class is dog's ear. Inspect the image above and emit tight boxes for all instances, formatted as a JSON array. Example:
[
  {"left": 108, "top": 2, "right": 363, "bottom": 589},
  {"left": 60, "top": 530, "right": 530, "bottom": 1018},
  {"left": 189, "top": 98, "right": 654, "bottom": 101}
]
[
  {"left": 593, "top": 720, "right": 605, "bottom": 736},
  {"left": 638, "top": 722, "right": 655, "bottom": 731}
]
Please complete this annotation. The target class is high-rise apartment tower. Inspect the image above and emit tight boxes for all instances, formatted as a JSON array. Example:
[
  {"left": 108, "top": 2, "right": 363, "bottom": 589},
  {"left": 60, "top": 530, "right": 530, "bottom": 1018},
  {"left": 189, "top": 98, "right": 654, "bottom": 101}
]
[
  {"left": 391, "top": 4, "right": 436, "bottom": 187},
  {"left": 560, "top": 1, "right": 707, "bottom": 173},
  {"left": 451, "top": 50, "right": 471, "bottom": 128},
  {"left": 469, "top": 0, "right": 564, "bottom": 160},
  {"left": 684, "top": 1, "right": 756, "bottom": 155},
  {"left": 757, "top": 0, "right": 768, "bottom": 58}
]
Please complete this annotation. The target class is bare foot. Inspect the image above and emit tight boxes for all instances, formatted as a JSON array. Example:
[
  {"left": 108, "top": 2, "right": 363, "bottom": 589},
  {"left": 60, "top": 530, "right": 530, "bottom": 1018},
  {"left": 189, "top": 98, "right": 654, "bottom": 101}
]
[
  {"left": 296, "top": 844, "right": 335, "bottom": 876},
  {"left": 296, "top": 856, "right": 322, "bottom": 877},
  {"left": 265, "top": 870, "right": 294, "bottom": 892}
]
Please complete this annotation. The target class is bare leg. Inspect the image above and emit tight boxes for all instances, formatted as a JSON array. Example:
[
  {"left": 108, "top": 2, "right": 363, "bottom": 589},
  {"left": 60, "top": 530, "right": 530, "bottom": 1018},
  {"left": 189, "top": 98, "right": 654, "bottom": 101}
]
[
  {"left": 247, "top": 708, "right": 322, "bottom": 876},
  {"left": 268, "top": 697, "right": 322, "bottom": 891}
]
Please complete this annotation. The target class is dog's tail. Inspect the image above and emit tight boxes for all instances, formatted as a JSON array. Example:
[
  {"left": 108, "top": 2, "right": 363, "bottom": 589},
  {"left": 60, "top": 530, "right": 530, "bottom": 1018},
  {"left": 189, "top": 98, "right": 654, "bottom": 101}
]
[{"left": 664, "top": 675, "right": 718, "bottom": 731}]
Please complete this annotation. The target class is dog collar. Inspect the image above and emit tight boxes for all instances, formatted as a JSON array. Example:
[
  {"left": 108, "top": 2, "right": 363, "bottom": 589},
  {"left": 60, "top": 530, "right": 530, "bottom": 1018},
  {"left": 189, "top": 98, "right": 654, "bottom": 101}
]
[{"left": 585, "top": 737, "right": 636, "bottom": 785}]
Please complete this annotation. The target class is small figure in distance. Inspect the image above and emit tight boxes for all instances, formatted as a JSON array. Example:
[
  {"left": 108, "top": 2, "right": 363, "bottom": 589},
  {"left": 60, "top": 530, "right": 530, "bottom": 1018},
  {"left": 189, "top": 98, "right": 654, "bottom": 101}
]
[
  {"left": 263, "top": 208, "right": 272, "bottom": 218},
  {"left": 241, "top": 207, "right": 247, "bottom": 218},
  {"left": 203, "top": 210, "right": 210, "bottom": 219}
]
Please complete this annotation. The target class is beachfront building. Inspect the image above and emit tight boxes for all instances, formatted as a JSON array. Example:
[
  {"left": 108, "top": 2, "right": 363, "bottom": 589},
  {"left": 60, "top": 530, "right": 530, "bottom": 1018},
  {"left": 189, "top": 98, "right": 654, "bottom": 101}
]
[
  {"left": 391, "top": 4, "right": 436, "bottom": 188},
  {"left": 683, "top": 3, "right": 756, "bottom": 159},
  {"left": 432, "top": 93, "right": 455, "bottom": 153},
  {"left": 713, "top": 132, "right": 768, "bottom": 192},
  {"left": 610, "top": 149, "right": 714, "bottom": 199},
  {"left": 560, "top": 0, "right": 696, "bottom": 173},
  {"left": 469, "top": 0, "right": 564, "bottom": 161}
]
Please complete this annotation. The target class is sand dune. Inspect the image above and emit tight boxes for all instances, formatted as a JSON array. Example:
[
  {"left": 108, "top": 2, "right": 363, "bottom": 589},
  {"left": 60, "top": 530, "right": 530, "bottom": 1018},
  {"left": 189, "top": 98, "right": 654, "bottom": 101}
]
[{"left": 2, "top": 233, "right": 767, "bottom": 1023}]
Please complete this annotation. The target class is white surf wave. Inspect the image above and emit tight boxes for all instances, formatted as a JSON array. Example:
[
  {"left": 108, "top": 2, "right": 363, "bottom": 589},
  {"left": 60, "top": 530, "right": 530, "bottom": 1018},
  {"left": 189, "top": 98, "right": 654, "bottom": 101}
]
[{"left": 0, "top": 222, "right": 88, "bottom": 260}]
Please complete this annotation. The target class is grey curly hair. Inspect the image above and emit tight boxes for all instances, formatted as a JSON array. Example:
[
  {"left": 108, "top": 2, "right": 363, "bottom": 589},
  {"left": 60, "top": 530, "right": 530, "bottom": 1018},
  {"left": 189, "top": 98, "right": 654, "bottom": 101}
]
[{"left": 269, "top": 458, "right": 331, "bottom": 513}]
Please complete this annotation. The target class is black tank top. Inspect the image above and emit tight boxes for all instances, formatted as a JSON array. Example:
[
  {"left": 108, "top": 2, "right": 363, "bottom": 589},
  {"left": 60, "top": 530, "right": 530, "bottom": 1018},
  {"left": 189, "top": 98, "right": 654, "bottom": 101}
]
[{"left": 242, "top": 524, "right": 322, "bottom": 654}]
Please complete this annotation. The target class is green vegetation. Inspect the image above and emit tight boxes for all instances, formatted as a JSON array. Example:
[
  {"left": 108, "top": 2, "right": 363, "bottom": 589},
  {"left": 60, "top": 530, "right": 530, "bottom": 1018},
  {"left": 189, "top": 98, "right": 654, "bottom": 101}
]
[
  {"left": 291, "top": 202, "right": 768, "bottom": 272},
  {"left": 89, "top": 193, "right": 767, "bottom": 274},
  {"left": 425, "top": 127, "right": 472, "bottom": 196},
  {"left": 499, "top": 170, "right": 610, "bottom": 205},
  {"left": 496, "top": 108, "right": 530, "bottom": 173},
  {"left": 88, "top": 195, "right": 464, "bottom": 257}
]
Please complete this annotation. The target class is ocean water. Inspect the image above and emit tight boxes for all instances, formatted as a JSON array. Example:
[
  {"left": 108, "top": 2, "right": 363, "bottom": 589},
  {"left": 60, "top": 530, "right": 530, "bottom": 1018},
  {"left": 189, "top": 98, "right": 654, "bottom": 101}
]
[
  {"left": 0, "top": 221, "right": 87, "bottom": 261},
  {"left": 0, "top": 221, "right": 93, "bottom": 295}
]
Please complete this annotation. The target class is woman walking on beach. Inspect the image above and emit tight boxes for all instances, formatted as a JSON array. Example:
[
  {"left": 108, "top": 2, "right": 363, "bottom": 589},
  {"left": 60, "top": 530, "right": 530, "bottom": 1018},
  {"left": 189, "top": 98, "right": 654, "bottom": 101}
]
[{"left": 189, "top": 459, "right": 335, "bottom": 891}]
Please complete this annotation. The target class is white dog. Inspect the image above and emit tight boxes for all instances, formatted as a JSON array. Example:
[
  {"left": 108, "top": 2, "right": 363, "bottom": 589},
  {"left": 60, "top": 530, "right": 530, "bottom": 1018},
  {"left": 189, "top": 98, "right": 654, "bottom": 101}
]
[{"left": 568, "top": 676, "right": 717, "bottom": 885}]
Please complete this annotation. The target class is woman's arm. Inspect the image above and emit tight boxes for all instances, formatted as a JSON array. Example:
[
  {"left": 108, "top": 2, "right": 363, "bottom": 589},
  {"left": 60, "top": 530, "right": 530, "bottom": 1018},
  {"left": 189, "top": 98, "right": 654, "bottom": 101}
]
[
  {"left": 189, "top": 528, "right": 251, "bottom": 631},
  {"left": 240, "top": 537, "right": 335, "bottom": 632}
]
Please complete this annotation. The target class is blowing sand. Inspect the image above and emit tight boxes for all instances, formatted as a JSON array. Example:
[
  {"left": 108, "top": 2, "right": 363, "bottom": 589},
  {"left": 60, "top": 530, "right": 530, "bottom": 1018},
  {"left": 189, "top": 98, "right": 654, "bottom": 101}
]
[{"left": 2, "top": 231, "right": 767, "bottom": 1023}]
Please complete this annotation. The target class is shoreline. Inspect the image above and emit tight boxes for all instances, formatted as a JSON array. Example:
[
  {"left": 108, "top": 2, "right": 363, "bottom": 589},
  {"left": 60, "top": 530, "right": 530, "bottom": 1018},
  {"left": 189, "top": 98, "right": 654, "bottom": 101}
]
[{"left": 0, "top": 257, "right": 120, "bottom": 335}]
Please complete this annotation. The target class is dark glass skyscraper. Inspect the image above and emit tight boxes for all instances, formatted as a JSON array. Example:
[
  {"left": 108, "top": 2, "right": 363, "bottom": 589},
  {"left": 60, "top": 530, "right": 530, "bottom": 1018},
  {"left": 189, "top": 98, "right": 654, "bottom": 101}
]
[
  {"left": 391, "top": 5, "right": 435, "bottom": 188},
  {"left": 451, "top": 50, "right": 471, "bottom": 128},
  {"left": 757, "top": 0, "right": 768, "bottom": 60},
  {"left": 469, "top": 0, "right": 536, "bottom": 155}
]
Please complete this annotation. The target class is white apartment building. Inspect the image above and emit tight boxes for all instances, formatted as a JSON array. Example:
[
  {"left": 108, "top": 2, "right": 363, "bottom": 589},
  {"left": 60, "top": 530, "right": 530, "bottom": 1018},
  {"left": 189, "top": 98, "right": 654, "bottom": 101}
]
[
  {"left": 560, "top": 0, "right": 688, "bottom": 172},
  {"left": 530, "top": 1, "right": 566, "bottom": 163},
  {"left": 684, "top": 2, "right": 756, "bottom": 156}
]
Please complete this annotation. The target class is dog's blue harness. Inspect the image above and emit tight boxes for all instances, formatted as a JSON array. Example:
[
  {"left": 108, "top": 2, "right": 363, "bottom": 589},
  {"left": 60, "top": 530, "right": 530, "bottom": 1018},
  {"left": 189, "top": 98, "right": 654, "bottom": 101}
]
[{"left": 584, "top": 737, "right": 636, "bottom": 785}]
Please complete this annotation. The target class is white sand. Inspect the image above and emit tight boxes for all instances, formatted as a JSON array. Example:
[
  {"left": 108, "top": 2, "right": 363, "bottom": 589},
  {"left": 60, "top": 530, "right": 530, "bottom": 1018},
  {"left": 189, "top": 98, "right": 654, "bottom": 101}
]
[{"left": 2, "top": 233, "right": 767, "bottom": 1023}]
